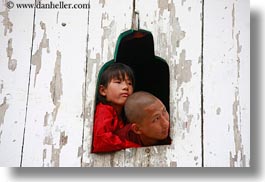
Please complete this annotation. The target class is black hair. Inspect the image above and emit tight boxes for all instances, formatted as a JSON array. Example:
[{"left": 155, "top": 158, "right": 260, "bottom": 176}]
[{"left": 97, "top": 62, "right": 135, "bottom": 104}]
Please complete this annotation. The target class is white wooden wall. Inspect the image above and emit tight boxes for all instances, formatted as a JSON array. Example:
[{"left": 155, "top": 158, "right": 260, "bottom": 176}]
[{"left": 0, "top": 0, "right": 250, "bottom": 167}]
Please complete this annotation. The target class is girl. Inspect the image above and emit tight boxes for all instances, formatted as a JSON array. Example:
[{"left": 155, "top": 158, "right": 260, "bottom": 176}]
[{"left": 92, "top": 62, "right": 139, "bottom": 153}]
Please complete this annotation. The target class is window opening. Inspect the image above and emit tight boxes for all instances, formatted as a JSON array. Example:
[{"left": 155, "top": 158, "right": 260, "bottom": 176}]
[{"left": 92, "top": 29, "right": 170, "bottom": 153}]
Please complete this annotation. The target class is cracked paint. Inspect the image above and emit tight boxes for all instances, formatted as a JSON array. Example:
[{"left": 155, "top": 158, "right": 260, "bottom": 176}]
[
  {"left": 83, "top": 51, "right": 100, "bottom": 120},
  {"left": 174, "top": 50, "right": 192, "bottom": 90},
  {"left": 181, "top": 0, "right": 187, "bottom": 6},
  {"left": 169, "top": 10, "right": 185, "bottom": 49},
  {"left": 170, "top": 161, "right": 177, "bottom": 167},
  {"left": 158, "top": 0, "right": 168, "bottom": 14},
  {"left": 43, "top": 131, "right": 68, "bottom": 167},
  {"left": 183, "top": 97, "right": 190, "bottom": 114},
  {"left": 51, "top": 131, "right": 68, "bottom": 167},
  {"left": 86, "top": 51, "right": 100, "bottom": 83},
  {"left": 232, "top": 4, "right": 235, "bottom": 39},
  {"left": 44, "top": 112, "right": 49, "bottom": 126},
  {"left": 230, "top": 88, "right": 246, "bottom": 167},
  {"left": 99, "top": 0, "right": 105, "bottom": 7},
  {"left": 236, "top": 31, "right": 241, "bottom": 78},
  {"left": 42, "top": 149, "right": 47, "bottom": 166},
  {"left": 101, "top": 13, "right": 116, "bottom": 60},
  {"left": 229, "top": 10, "right": 245, "bottom": 166},
  {"left": 43, "top": 136, "right": 53, "bottom": 145},
  {"left": 50, "top": 50, "right": 63, "bottom": 122},
  {"left": 182, "top": 97, "right": 193, "bottom": 133},
  {"left": 6, "top": 38, "right": 17, "bottom": 71},
  {"left": 0, "top": 4, "right": 13, "bottom": 36},
  {"left": 32, "top": 21, "right": 50, "bottom": 86},
  {"left": 78, "top": 146, "right": 85, "bottom": 157},
  {"left": 0, "top": 97, "right": 8, "bottom": 128},
  {"left": 0, "top": 81, "right": 3, "bottom": 94},
  {"left": 183, "top": 115, "right": 193, "bottom": 133},
  {"left": 157, "top": 0, "right": 185, "bottom": 59}
]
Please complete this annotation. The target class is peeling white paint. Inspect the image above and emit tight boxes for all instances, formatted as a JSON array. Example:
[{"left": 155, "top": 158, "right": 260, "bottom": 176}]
[
  {"left": 6, "top": 39, "right": 17, "bottom": 71},
  {"left": 50, "top": 50, "right": 63, "bottom": 122},
  {"left": 31, "top": 21, "right": 50, "bottom": 87},
  {"left": 0, "top": 5, "right": 13, "bottom": 36},
  {"left": 175, "top": 50, "right": 192, "bottom": 90},
  {"left": 0, "top": 97, "right": 9, "bottom": 128},
  {"left": 203, "top": 0, "right": 249, "bottom": 167},
  {"left": 0, "top": 81, "right": 3, "bottom": 94},
  {"left": 231, "top": 88, "right": 246, "bottom": 167}
]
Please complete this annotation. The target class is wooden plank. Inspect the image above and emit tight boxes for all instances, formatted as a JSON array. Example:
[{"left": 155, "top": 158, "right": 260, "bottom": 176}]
[
  {"left": 203, "top": 0, "right": 250, "bottom": 167},
  {"left": 123, "top": 0, "right": 203, "bottom": 167},
  {"left": 0, "top": 0, "right": 34, "bottom": 166},
  {"left": 21, "top": 0, "right": 89, "bottom": 167},
  {"left": 81, "top": 0, "right": 133, "bottom": 167}
]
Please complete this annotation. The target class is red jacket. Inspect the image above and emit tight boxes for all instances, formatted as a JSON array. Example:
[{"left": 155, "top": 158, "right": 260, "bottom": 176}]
[
  {"left": 92, "top": 103, "right": 140, "bottom": 153},
  {"left": 115, "top": 124, "right": 143, "bottom": 146}
]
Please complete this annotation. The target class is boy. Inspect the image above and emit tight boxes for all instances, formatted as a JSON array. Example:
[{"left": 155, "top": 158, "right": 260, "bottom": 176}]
[{"left": 116, "top": 91, "right": 171, "bottom": 147}]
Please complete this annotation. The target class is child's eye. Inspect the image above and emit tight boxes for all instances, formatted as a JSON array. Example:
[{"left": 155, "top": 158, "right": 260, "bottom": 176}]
[{"left": 113, "top": 80, "right": 121, "bottom": 84}]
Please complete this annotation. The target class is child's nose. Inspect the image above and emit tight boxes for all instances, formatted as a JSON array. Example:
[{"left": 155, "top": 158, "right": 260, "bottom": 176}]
[{"left": 122, "top": 81, "right": 129, "bottom": 89}]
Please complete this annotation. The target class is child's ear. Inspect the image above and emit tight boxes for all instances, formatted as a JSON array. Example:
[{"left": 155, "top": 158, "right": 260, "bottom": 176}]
[
  {"left": 99, "top": 85, "right": 106, "bottom": 96},
  {"left": 131, "top": 123, "right": 141, "bottom": 135}
]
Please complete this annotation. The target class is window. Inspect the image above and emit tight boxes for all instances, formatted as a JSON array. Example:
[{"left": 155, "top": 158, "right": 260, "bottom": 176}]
[
  {"left": 92, "top": 29, "right": 170, "bottom": 153},
  {"left": 115, "top": 29, "right": 170, "bottom": 112}
]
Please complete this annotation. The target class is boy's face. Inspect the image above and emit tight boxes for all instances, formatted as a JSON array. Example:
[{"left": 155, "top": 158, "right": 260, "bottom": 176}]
[
  {"left": 100, "top": 74, "right": 133, "bottom": 107},
  {"left": 137, "top": 99, "right": 169, "bottom": 141}
]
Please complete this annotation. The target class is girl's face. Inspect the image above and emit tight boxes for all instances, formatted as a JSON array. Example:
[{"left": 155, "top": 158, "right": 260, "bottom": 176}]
[{"left": 99, "top": 74, "right": 133, "bottom": 110}]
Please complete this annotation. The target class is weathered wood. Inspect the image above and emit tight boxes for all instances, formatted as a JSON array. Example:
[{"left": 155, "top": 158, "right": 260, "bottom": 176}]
[
  {"left": 81, "top": 0, "right": 133, "bottom": 167},
  {"left": 122, "top": 0, "right": 203, "bottom": 167},
  {"left": 0, "top": 0, "right": 250, "bottom": 167},
  {"left": 21, "top": 0, "right": 89, "bottom": 167},
  {"left": 203, "top": 0, "right": 250, "bottom": 167},
  {"left": 0, "top": 0, "right": 34, "bottom": 166}
]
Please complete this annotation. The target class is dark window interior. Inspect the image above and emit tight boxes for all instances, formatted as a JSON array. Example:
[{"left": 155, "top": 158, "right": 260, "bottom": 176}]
[
  {"left": 114, "top": 30, "right": 170, "bottom": 112},
  {"left": 96, "top": 29, "right": 170, "bottom": 112}
]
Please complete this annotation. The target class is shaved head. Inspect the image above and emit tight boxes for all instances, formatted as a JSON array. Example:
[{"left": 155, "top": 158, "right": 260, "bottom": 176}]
[{"left": 124, "top": 91, "right": 158, "bottom": 123}]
